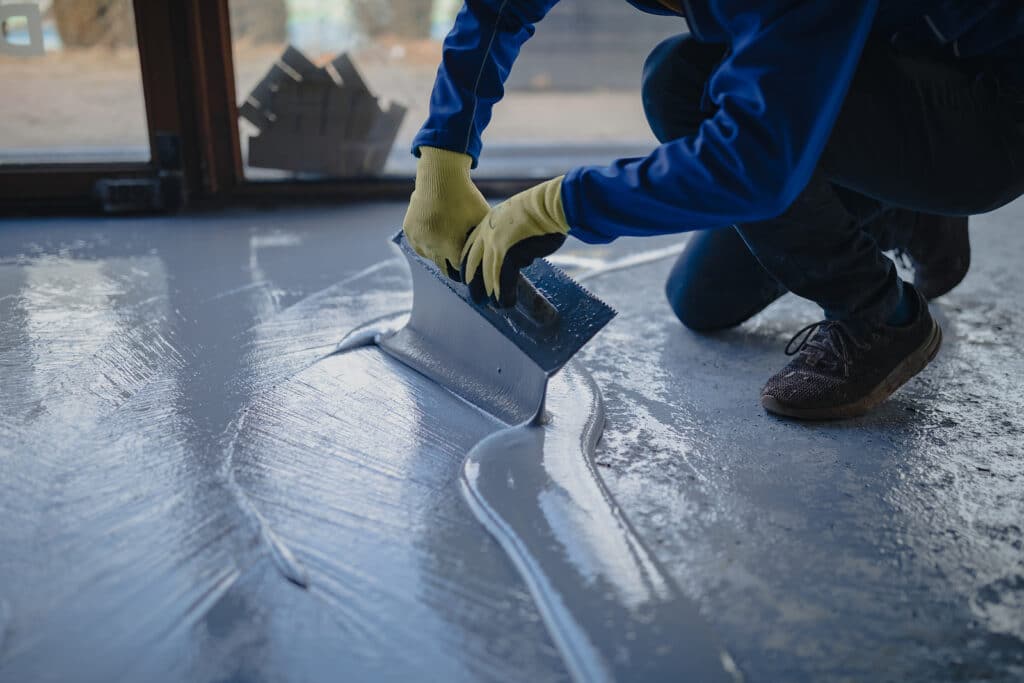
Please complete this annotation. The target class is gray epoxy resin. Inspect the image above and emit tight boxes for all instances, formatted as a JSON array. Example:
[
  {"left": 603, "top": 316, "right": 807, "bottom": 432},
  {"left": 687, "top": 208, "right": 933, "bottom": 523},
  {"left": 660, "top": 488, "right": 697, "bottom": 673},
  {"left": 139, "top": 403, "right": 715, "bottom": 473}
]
[
  {"left": 461, "top": 366, "right": 740, "bottom": 682},
  {"left": 337, "top": 259, "right": 740, "bottom": 681},
  {"left": 4, "top": 206, "right": 1024, "bottom": 681}
]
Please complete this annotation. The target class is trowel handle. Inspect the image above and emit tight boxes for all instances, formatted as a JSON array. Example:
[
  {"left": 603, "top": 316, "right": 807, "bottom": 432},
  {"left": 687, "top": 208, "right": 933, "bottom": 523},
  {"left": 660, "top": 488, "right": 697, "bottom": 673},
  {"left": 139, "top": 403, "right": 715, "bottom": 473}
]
[{"left": 515, "top": 274, "right": 559, "bottom": 329}]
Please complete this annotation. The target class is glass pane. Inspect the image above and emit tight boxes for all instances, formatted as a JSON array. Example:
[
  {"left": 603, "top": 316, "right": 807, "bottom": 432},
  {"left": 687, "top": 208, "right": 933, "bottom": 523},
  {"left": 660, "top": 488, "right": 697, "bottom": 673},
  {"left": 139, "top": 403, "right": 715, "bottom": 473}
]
[
  {"left": 229, "top": 0, "right": 681, "bottom": 180},
  {"left": 0, "top": 0, "right": 150, "bottom": 165}
]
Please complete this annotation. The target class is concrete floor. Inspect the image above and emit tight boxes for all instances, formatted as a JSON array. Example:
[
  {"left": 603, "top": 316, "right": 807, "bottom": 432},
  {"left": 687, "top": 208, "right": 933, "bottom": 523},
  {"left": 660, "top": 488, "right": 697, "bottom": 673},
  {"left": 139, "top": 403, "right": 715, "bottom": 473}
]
[{"left": 0, "top": 201, "right": 1022, "bottom": 682}]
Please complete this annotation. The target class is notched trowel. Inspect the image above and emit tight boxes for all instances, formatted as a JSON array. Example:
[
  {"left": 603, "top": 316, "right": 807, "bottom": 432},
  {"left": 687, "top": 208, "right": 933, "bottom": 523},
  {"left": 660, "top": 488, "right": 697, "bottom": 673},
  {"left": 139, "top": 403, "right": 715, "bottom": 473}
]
[{"left": 378, "top": 231, "right": 615, "bottom": 424}]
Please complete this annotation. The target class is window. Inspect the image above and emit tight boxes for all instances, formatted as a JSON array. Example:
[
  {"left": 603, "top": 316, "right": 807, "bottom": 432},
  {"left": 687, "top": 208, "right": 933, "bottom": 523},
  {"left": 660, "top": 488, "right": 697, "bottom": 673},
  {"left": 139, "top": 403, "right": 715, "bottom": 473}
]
[
  {"left": 0, "top": 0, "right": 150, "bottom": 165},
  {"left": 229, "top": 0, "right": 682, "bottom": 181}
]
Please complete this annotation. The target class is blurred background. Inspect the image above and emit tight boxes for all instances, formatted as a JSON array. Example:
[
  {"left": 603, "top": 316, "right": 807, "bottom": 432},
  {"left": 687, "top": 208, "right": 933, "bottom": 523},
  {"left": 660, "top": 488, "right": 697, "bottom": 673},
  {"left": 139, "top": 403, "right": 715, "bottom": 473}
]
[{"left": 0, "top": 0, "right": 683, "bottom": 180}]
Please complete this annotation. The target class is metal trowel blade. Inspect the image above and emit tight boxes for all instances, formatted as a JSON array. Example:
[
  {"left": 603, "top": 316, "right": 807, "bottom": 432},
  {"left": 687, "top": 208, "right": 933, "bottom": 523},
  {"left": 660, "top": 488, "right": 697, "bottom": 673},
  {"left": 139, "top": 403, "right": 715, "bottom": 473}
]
[{"left": 391, "top": 231, "right": 615, "bottom": 375}]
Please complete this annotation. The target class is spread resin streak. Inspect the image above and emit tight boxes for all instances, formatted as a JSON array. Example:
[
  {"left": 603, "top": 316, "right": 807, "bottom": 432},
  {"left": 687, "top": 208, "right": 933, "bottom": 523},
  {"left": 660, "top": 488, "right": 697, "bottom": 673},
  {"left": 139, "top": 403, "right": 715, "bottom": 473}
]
[{"left": 336, "top": 236, "right": 740, "bottom": 682}]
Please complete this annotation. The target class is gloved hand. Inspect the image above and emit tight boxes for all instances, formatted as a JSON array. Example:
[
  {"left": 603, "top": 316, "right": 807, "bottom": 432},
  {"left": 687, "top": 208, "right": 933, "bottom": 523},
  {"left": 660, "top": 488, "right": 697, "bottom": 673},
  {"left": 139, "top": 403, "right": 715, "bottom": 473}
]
[
  {"left": 460, "top": 176, "right": 569, "bottom": 307},
  {"left": 403, "top": 146, "right": 491, "bottom": 280}
]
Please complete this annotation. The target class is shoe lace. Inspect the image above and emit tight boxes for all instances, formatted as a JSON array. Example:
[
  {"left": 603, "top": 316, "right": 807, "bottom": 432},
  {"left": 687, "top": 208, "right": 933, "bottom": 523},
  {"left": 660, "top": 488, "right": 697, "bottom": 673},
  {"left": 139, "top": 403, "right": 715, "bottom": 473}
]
[{"left": 784, "top": 320, "right": 872, "bottom": 378}]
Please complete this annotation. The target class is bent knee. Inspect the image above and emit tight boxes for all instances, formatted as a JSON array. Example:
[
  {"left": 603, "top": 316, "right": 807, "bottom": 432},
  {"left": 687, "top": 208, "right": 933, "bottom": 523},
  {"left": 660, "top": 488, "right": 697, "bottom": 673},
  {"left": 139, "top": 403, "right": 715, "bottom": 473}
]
[
  {"left": 642, "top": 36, "right": 700, "bottom": 106},
  {"left": 642, "top": 35, "right": 725, "bottom": 142},
  {"left": 665, "top": 271, "right": 741, "bottom": 332}
]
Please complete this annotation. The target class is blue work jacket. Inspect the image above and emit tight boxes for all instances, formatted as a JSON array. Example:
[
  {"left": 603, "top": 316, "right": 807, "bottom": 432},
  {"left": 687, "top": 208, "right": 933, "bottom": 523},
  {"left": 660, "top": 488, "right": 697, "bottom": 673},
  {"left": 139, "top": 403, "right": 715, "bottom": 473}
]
[{"left": 411, "top": 1, "right": 1024, "bottom": 244}]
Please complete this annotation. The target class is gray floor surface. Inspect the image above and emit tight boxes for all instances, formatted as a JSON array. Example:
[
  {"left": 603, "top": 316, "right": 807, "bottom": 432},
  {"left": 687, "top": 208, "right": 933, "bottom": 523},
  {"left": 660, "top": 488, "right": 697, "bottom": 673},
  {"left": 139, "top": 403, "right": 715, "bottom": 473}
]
[{"left": 0, "top": 201, "right": 1021, "bottom": 682}]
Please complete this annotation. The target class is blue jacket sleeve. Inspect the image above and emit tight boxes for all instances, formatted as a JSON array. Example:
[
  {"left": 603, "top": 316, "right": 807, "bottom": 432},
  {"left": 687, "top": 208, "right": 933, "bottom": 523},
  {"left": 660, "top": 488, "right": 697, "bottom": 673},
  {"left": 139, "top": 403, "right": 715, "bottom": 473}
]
[
  {"left": 563, "top": 0, "right": 880, "bottom": 244},
  {"left": 411, "top": 0, "right": 561, "bottom": 167}
]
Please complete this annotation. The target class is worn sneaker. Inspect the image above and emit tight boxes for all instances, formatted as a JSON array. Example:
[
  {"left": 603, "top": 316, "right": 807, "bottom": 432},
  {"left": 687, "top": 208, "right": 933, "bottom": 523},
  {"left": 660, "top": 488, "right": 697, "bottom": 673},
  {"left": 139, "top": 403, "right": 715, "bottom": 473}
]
[
  {"left": 901, "top": 214, "right": 970, "bottom": 300},
  {"left": 761, "top": 288, "right": 942, "bottom": 420}
]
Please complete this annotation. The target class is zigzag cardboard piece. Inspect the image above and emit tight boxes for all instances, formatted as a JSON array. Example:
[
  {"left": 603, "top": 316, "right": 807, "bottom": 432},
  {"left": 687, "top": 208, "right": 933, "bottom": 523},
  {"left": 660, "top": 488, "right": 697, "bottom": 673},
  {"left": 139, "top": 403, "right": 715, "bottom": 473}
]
[{"left": 241, "top": 47, "right": 406, "bottom": 177}]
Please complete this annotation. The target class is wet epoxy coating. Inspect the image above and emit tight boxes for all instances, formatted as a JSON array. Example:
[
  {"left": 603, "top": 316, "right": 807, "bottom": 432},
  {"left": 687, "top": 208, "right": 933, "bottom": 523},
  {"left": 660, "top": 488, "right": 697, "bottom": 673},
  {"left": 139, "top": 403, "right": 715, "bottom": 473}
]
[
  {"left": 1, "top": 202, "right": 1023, "bottom": 681},
  {"left": 460, "top": 363, "right": 738, "bottom": 682},
  {"left": 339, "top": 241, "right": 736, "bottom": 680}
]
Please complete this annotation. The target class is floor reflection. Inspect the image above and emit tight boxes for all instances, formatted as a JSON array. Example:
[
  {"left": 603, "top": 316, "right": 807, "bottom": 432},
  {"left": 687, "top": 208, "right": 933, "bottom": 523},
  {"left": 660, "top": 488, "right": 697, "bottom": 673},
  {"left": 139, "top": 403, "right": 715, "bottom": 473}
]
[{"left": 1, "top": 203, "right": 1022, "bottom": 682}]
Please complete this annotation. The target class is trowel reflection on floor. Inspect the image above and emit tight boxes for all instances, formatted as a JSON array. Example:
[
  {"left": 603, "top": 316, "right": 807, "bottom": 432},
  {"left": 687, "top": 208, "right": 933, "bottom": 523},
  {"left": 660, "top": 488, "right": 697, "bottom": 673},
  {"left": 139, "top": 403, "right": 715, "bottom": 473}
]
[{"left": 337, "top": 231, "right": 740, "bottom": 682}]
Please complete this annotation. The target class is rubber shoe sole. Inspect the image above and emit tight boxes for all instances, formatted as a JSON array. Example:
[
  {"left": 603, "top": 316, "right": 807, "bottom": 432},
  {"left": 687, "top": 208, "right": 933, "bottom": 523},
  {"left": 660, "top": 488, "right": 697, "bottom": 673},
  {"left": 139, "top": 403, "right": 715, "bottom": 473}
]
[{"left": 762, "top": 319, "right": 942, "bottom": 421}]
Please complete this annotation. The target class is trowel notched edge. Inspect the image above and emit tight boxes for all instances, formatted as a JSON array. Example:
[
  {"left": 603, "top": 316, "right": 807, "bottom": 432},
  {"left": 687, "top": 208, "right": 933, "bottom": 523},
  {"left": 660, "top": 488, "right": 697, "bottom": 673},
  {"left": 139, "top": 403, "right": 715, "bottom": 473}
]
[{"left": 392, "top": 231, "right": 616, "bottom": 376}]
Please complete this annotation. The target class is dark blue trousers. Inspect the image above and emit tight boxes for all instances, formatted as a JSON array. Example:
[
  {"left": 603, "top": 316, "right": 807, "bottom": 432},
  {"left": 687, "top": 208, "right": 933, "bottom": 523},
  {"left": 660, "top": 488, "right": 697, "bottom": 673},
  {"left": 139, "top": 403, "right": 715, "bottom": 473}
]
[{"left": 649, "top": 35, "right": 1024, "bottom": 330}]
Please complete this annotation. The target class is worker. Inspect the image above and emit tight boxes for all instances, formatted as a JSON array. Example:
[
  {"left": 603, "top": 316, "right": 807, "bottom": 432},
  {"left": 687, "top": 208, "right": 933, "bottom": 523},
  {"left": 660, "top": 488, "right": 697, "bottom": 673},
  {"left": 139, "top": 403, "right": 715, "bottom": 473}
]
[{"left": 403, "top": 0, "right": 1022, "bottom": 420}]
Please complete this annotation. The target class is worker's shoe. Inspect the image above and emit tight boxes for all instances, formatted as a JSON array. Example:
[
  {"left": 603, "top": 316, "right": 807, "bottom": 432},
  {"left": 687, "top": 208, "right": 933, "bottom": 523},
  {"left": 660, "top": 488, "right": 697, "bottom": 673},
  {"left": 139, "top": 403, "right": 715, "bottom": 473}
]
[
  {"left": 902, "top": 214, "right": 970, "bottom": 300},
  {"left": 761, "top": 287, "right": 941, "bottom": 420}
]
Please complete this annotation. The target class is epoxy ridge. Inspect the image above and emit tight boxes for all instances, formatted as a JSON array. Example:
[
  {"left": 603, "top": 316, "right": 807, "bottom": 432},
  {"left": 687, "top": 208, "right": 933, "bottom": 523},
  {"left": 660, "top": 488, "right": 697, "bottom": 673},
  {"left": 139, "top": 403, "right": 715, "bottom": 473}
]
[{"left": 336, "top": 317, "right": 739, "bottom": 682}]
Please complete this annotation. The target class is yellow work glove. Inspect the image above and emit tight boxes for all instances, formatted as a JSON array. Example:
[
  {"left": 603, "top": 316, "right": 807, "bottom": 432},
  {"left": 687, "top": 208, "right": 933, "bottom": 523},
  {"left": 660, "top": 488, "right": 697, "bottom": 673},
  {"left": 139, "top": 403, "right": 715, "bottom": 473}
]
[
  {"left": 403, "top": 146, "right": 491, "bottom": 280},
  {"left": 460, "top": 176, "right": 570, "bottom": 308}
]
